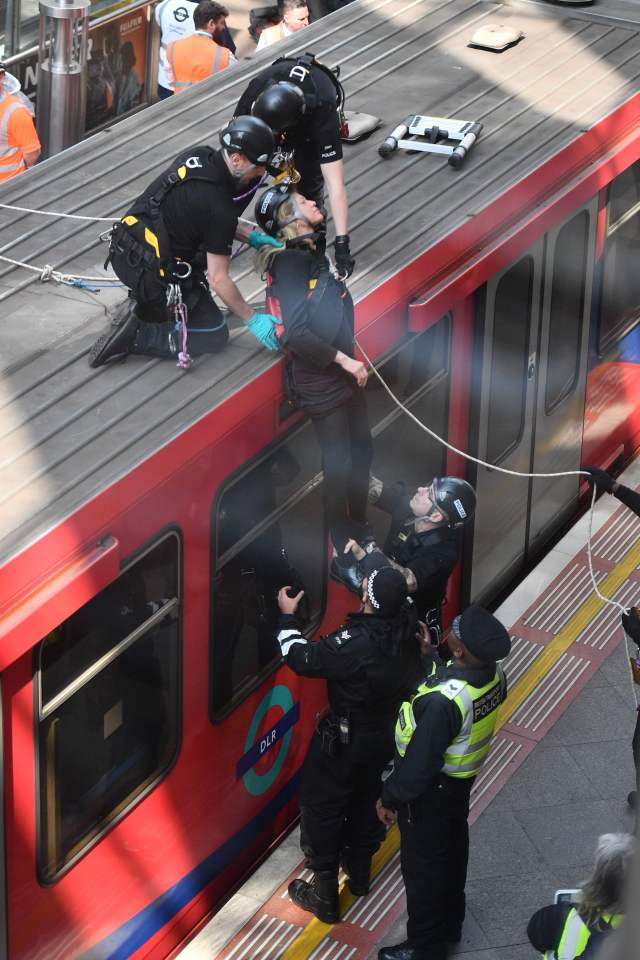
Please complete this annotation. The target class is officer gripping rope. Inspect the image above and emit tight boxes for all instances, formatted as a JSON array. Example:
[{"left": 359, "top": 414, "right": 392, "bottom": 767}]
[{"left": 88, "top": 116, "right": 283, "bottom": 369}]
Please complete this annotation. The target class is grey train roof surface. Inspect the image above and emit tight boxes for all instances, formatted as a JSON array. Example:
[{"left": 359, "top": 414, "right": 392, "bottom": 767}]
[{"left": 1, "top": 0, "right": 640, "bottom": 566}]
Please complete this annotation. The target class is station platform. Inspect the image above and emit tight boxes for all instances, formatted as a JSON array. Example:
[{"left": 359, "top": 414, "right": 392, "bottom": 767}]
[{"left": 178, "top": 461, "right": 640, "bottom": 960}]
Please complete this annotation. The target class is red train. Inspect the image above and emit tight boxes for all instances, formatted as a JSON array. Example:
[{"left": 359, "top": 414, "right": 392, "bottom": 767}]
[{"left": 1, "top": 0, "right": 640, "bottom": 956}]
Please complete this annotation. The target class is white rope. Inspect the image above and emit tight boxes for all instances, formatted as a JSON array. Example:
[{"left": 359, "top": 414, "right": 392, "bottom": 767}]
[
  {"left": 0, "top": 253, "right": 122, "bottom": 286},
  {"left": 0, "top": 201, "right": 118, "bottom": 222},
  {"left": 355, "top": 335, "right": 631, "bottom": 616}
]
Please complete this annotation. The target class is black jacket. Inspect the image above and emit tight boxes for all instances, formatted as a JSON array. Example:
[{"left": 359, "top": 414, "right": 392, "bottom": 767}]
[
  {"left": 277, "top": 611, "right": 422, "bottom": 760},
  {"left": 268, "top": 247, "right": 356, "bottom": 415},
  {"left": 375, "top": 481, "right": 461, "bottom": 620}
]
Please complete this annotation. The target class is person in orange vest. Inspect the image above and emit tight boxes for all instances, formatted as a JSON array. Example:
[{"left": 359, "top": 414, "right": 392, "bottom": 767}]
[
  {"left": 165, "top": 0, "right": 235, "bottom": 95},
  {"left": 255, "top": 0, "right": 309, "bottom": 51},
  {"left": 0, "top": 62, "right": 41, "bottom": 183}
]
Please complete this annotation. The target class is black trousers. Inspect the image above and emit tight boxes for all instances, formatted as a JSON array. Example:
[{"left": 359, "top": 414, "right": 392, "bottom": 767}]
[
  {"left": 398, "top": 776, "right": 473, "bottom": 958},
  {"left": 311, "top": 389, "right": 373, "bottom": 553},
  {"left": 111, "top": 246, "right": 228, "bottom": 355},
  {"left": 299, "top": 727, "right": 387, "bottom": 873},
  {"left": 633, "top": 706, "right": 640, "bottom": 786}
]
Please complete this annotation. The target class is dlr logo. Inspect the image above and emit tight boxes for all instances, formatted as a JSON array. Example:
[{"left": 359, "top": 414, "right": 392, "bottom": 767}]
[{"left": 260, "top": 729, "right": 278, "bottom": 754}]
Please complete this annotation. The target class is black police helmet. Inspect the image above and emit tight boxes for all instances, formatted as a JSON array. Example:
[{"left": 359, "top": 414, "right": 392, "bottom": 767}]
[
  {"left": 255, "top": 184, "right": 297, "bottom": 236},
  {"left": 252, "top": 81, "right": 306, "bottom": 133},
  {"left": 219, "top": 116, "right": 274, "bottom": 165},
  {"left": 432, "top": 477, "right": 477, "bottom": 527}
]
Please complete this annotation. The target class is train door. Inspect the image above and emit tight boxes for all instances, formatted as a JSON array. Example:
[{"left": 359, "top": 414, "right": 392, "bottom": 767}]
[{"left": 470, "top": 200, "right": 597, "bottom": 602}]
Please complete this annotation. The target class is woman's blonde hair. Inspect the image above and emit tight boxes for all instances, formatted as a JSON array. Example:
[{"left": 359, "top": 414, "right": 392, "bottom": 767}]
[
  {"left": 254, "top": 194, "right": 306, "bottom": 276},
  {"left": 578, "top": 833, "right": 634, "bottom": 926}
]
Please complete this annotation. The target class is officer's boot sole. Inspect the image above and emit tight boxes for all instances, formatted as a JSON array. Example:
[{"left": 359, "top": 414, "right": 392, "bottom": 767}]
[
  {"left": 89, "top": 304, "right": 139, "bottom": 368},
  {"left": 288, "top": 879, "right": 339, "bottom": 924}
]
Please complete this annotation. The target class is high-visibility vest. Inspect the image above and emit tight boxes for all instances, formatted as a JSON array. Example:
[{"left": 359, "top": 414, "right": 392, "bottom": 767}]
[
  {"left": 0, "top": 92, "right": 37, "bottom": 182},
  {"left": 166, "top": 32, "right": 231, "bottom": 93},
  {"left": 395, "top": 665, "right": 506, "bottom": 778},
  {"left": 542, "top": 908, "right": 623, "bottom": 959},
  {"left": 256, "top": 22, "right": 287, "bottom": 48}
]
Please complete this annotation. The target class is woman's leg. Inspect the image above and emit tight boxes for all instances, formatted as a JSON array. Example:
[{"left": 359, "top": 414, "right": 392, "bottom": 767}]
[
  {"left": 312, "top": 406, "right": 353, "bottom": 554},
  {"left": 346, "top": 389, "right": 373, "bottom": 535}
]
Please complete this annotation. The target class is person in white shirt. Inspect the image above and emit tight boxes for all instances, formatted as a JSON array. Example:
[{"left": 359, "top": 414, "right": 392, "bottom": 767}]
[
  {"left": 255, "top": 0, "right": 309, "bottom": 51},
  {"left": 155, "top": 0, "right": 236, "bottom": 98}
]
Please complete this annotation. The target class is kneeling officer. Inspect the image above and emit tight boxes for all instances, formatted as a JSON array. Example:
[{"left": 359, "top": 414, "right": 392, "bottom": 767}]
[
  {"left": 89, "top": 116, "right": 281, "bottom": 367},
  {"left": 277, "top": 557, "right": 423, "bottom": 923}
]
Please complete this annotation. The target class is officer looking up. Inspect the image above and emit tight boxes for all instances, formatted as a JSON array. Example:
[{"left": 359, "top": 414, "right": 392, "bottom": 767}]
[
  {"left": 234, "top": 53, "right": 355, "bottom": 278},
  {"left": 347, "top": 476, "right": 476, "bottom": 642},
  {"left": 254, "top": 184, "right": 371, "bottom": 587},
  {"left": 377, "top": 606, "right": 511, "bottom": 960},
  {"left": 89, "top": 117, "right": 282, "bottom": 368},
  {"left": 276, "top": 559, "right": 423, "bottom": 924}
]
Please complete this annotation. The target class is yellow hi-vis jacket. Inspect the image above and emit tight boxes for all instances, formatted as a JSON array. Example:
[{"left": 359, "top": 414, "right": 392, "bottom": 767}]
[
  {"left": 543, "top": 908, "right": 623, "bottom": 958},
  {"left": 166, "top": 32, "right": 231, "bottom": 93},
  {"left": 395, "top": 665, "right": 505, "bottom": 778}
]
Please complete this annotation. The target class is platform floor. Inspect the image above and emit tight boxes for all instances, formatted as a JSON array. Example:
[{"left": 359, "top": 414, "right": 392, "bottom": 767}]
[{"left": 179, "top": 459, "right": 640, "bottom": 960}]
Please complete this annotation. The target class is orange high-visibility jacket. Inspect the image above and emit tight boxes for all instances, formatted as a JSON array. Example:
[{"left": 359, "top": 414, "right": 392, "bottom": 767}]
[
  {"left": 0, "top": 92, "right": 40, "bottom": 182},
  {"left": 166, "top": 31, "right": 231, "bottom": 93}
]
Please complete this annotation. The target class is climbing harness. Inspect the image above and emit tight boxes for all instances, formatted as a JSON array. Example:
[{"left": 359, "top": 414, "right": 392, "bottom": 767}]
[
  {"left": 166, "top": 281, "right": 191, "bottom": 370},
  {"left": 379, "top": 115, "right": 483, "bottom": 168}
]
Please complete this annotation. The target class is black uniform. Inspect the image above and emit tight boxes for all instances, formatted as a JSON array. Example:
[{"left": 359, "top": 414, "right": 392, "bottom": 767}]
[
  {"left": 278, "top": 610, "right": 421, "bottom": 872},
  {"left": 373, "top": 481, "right": 460, "bottom": 622},
  {"left": 268, "top": 246, "right": 372, "bottom": 552},
  {"left": 380, "top": 660, "right": 500, "bottom": 959},
  {"left": 108, "top": 145, "right": 254, "bottom": 352},
  {"left": 234, "top": 60, "right": 342, "bottom": 203}
]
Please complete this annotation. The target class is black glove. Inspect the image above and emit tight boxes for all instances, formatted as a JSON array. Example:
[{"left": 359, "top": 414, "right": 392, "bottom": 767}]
[
  {"left": 583, "top": 465, "right": 615, "bottom": 495},
  {"left": 622, "top": 609, "right": 640, "bottom": 647},
  {"left": 334, "top": 234, "right": 355, "bottom": 279}
]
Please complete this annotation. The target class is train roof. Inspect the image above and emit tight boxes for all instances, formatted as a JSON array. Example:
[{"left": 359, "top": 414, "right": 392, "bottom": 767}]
[{"left": 1, "top": 0, "right": 640, "bottom": 568}]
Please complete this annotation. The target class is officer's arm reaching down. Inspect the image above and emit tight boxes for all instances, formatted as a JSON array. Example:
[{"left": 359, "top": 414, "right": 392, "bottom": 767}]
[{"left": 207, "top": 252, "right": 255, "bottom": 322}]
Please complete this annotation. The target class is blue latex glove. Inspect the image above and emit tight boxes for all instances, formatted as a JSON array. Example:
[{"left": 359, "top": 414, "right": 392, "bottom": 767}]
[
  {"left": 247, "top": 229, "right": 284, "bottom": 250},
  {"left": 247, "top": 313, "right": 280, "bottom": 351}
]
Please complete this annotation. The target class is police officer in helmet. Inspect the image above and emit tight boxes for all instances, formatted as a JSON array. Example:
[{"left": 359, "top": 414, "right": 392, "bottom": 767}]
[
  {"left": 377, "top": 606, "right": 511, "bottom": 960},
  {"left": 89, "top": 116, "right": 283, "bottom": 367},
  {"left": 276, "top": 558, "right": 423, "bottom": 924},
  {"left": 343, "top": 475, "right": 476, "bottom": 649},
  {"left": 234, "top": 54, "right": 354, "bottom": 278}
]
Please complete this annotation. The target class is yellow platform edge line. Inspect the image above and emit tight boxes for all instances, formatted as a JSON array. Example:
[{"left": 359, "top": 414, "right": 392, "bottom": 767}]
[{"left": 280, "top": 539, "right": 640, "bottom": 960}]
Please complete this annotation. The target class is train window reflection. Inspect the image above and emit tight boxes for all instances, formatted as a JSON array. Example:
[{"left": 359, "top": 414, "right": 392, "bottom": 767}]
[
  {"left": 545, "top": 211, "right": 588, "bottom": 412},
  {"left": 487, "top": 258, "right": 532, "bottom": 465},
  {"left": 600, "top": 163, "right": 640, "bottom": 351},
  {"left": 212, "top": 434, "right": 325, "bottom": 720},
  {"left": 37, "top": 532, "right": 181, "bottom": 882}
]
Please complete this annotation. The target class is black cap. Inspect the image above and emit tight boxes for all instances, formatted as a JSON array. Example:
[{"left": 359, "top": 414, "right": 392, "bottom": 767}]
[
  {"left": 366, "top": 567, "right": 408, "bottom": 618},
  {"left": 455, "top": 606, "right": 511, "bottom": 661}
]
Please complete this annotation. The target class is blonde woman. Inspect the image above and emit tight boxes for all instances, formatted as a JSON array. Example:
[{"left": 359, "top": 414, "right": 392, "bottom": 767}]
[
  {"left": 527, "top": 833, "right": 632, "bottom": 958},
  {"left": 254, "top": 184, "right": 370, "bottom": 592}
]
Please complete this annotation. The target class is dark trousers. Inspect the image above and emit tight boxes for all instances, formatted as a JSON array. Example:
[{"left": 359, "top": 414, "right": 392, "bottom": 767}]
[
  {"left": 299, "top": 727, "right": 387, "bottom": 873},
  {"left": 311, "top": 389, "right": 373, "bottom": 553},
  {"left": 633, "top": 706, "right": 640, "bottom": 787},
  {"left": 157, "top": 84, "right": 174, "bottom": 100},
  {"left": 110, "top": 246, "right": 228, "bottom": 355},
  {"left": 398, "top": 776, "right": 472, "bottom": 958}
]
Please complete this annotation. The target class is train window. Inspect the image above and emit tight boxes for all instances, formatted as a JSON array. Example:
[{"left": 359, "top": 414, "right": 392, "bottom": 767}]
[
  {"left": 486, "top": 257, "right": 532, "bottom": 465},
  {"left": 545, "top": 211, "right": 588, "bottom": 412},
  {"left": 599, "top": 162, "right": 640, "bottom": 351},
  {"left": 36, "top": 531, "right": 181, "bottom": 882},
  {"left": 212, "top": 430, "right": 325, "bottom": 720},
  {"left": 367, "top": 317, "right": 452, "bottom": 545}
]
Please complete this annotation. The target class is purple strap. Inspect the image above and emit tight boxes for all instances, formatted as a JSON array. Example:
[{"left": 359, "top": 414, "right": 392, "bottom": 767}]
[{"left": 232, "top": 174, "right": 267, "bottom": 203}]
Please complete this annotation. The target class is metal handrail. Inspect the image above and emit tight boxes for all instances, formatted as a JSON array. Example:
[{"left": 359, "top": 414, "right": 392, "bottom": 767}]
[{"left": 3, "top": 0, "right": 151, "bottom": 66}]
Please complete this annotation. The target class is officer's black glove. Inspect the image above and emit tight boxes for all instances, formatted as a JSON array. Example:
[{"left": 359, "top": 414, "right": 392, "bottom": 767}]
[
  {"left": 583, "top": 465, "right": 616, "bottom": 495},
  {"left": 334, "top": 234, "right": 355, "bottom": 279},
  {"left": 622, "top": 609, "right": 640, "bottom": 647}
]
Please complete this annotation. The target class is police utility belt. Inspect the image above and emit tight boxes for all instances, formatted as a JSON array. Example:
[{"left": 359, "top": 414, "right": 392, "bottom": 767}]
[
  {"left": 316, "top": 709, "right": 350, "bottom": 756},
  {"left": 105, "top": 149, "right": 219, "bottom": 284}
]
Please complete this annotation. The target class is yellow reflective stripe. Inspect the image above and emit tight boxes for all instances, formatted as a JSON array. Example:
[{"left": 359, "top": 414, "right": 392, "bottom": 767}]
[
  {"left": 309, "top": 278, "right": 317, "bottom": 289},
  {"left": 123, "top": 215, "right": 138, "bottom": 226},
  {"left": 557, "top": 909, "right": 590, "bottom": 958},
  {"left": 144, "top": 227, "right": 161, "bottom": 259},
  {"left": 177, "top": 165, "right": 187, "bottom": 179}
]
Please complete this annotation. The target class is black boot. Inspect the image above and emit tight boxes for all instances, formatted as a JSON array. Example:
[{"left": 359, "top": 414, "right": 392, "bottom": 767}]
[
  {"left": 330, "top": 554, "right": 363, "bottom": 595},
  {"left": 89, "top": 300, "right": 140, "bottom": 368},
  {"left": 288, "top": 870, "right": 339, "bottom": 923},
  {"left": 341, "top": 852, "right": 372, "bottom": 896},
  {"left": 131, "top": 320, "right": 180, "bottom": 359},
  {"left": 378, "top": 943, "right": 430, "bottom": 960}
]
